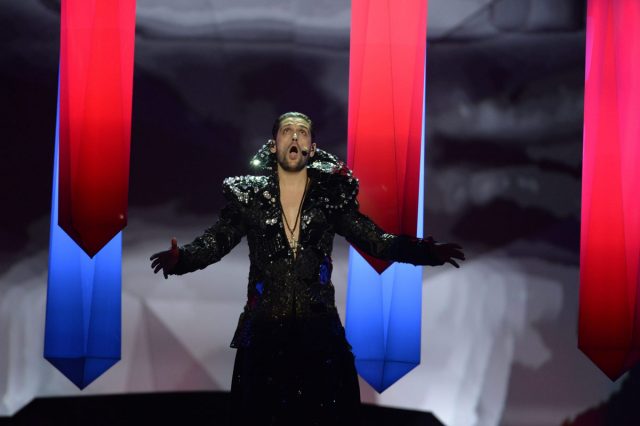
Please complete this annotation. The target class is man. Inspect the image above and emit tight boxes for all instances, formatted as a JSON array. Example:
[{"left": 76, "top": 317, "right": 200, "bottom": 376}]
[{"left": 150, "top": 112, "right": 465, "bottom": 425}]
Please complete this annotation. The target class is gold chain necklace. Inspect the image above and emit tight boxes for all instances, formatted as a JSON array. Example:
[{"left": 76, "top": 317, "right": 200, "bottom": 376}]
[{"left": 280, "top": 177, "right": 310, "bottom": 255}]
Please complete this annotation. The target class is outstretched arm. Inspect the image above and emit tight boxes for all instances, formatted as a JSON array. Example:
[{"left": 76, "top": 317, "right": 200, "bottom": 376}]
[
  {"left": 334, "top": 204, "right": 465, "bottom": 268},
  {"left": 150, "top": 198, "right": 247, "bottom": 278}
]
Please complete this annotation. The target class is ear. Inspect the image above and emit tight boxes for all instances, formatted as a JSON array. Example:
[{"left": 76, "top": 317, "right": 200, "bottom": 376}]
[
  {"left": 268, "top": 139, "right": 276, "bottom": 153},
  {"left": 310, "top": 143, "right": 317, "bottom": 157}
]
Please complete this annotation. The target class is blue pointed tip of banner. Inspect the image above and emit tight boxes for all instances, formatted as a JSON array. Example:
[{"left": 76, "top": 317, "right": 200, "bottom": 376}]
[
  {"left": 356, "top": 359, "right": 419, "bottom": 393},
  {"left": 45, "top": 356, "right": 120, "bottom": 390}
]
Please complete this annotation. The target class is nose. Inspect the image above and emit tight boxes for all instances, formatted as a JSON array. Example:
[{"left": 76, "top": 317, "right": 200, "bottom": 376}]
[{"left": 292, "top": 132, "right": 298, "bottom": 140}]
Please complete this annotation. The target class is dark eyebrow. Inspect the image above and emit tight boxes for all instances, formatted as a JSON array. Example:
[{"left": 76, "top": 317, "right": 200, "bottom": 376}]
[{"left": 281, "top": 123, "right": 309, "bottom": 130}]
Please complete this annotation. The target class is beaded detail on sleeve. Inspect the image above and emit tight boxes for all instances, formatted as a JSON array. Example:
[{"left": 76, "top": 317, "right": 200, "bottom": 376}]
[
  {"left": 329, "top": 161, "right": 441, "bottom": 266},
  {"left": 169, "top": 177, "right": 263, "bottom": 275},
  {"left": 333, "top": 194, "right": 398, "bottom": 261}
]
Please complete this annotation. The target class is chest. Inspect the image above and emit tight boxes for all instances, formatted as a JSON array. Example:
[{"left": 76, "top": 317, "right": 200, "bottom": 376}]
[
  {"left": 279, "top": 186, "right": 308, "bottom": 220},
  {"left": 245, "top": 180, "right": 335, "bottom": 258}
]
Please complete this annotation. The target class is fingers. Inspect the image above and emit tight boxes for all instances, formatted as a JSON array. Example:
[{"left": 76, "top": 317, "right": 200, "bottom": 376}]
[
  {"left": 451, "top": 250, "right": 465, "bottom": 260},
  {"left": 433, "top": 243, "right": 465, "bottom": 268},
  {"left": 432, "top": 241, "right": 463, "bottom": 250},
  {"left": 441, "top": 244, "right": 465, "bottom": 260},
  {"left": 151, "top": 242, "right": 176, "bottom": 278}
]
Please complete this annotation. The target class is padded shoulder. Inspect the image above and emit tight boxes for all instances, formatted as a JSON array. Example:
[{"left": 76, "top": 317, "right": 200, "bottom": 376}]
[
  {"left": 222, "top": 175, "right": 269, "bottom": 205},
  {"left": 313, "top": 163, "right": 360, "bottom": 211}
]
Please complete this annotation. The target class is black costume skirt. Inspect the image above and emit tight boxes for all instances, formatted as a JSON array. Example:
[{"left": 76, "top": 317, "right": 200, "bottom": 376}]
[{"left": 229, "top": 331, "right": 362, "bottom": 426}]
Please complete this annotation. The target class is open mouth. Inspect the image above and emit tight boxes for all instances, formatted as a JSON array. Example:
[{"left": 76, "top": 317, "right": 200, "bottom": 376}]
[{"left": 288, "top": 145, "right": 300, "bottom": 160}]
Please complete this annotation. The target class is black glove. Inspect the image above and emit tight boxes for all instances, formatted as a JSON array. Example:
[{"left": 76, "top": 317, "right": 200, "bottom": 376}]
[{"left": 396, "top": 235, "right": 465, "bottom": 267}]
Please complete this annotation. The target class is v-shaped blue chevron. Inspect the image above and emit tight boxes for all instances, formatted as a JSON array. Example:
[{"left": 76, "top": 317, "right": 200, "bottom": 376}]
[{"left": 43, "top": 89, "right": 121, "bottom": 389}]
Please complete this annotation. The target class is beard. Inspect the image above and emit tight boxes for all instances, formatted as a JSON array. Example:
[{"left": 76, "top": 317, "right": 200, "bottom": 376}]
[{"left": 276, "top": 148, "right": 309, "bottom": 172}]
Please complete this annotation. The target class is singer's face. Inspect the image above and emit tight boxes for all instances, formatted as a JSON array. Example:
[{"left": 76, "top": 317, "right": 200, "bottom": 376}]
[{"left": 271, "top": 117, "right": 315, "bottom": 172}]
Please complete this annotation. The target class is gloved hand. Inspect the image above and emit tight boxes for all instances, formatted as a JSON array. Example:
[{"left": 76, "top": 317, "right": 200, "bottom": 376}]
[
  {"left": 425, "top": 236, "right": 465, "bottom": 268},
  {"left": 150, "top": 237, "right": 180, "bottom": 279},
  {"left": 397, "top": 235, "right": 465, "bottom": 267}
]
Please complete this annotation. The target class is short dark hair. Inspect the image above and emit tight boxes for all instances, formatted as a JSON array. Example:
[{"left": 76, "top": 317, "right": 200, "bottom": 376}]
[{"left": 271, "top": 112, "right": 315, "bottom": 140}]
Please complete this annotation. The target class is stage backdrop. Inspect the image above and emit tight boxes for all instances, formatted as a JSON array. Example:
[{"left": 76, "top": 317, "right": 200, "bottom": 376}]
[{"left": 0, "top": 2, "right": 621, "bottom": 426}]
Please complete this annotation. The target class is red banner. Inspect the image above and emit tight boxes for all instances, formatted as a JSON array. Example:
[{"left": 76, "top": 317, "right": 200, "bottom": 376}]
[
  {"left": 348, "top": 0, "right": 427, "bottom": 274},
  {"left": 580, "top": 0, "right": 640, "bottom": 380},
  {"left": 58, "top": 0, "right": 136, "bottom": 257}
]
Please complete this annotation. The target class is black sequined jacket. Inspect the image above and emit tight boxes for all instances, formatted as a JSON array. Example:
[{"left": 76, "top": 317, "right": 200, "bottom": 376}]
[{"left": 169, "top": 144, "right": 442, "bottom": 350}]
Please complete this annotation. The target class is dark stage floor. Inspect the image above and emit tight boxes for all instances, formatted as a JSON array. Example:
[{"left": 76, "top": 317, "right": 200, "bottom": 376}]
[
  {"left": 1, "top": 368, "right": 640, "bottom": 426},
  {"left": 0, "top": 392, "right": 443, "bottom": 426}
]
